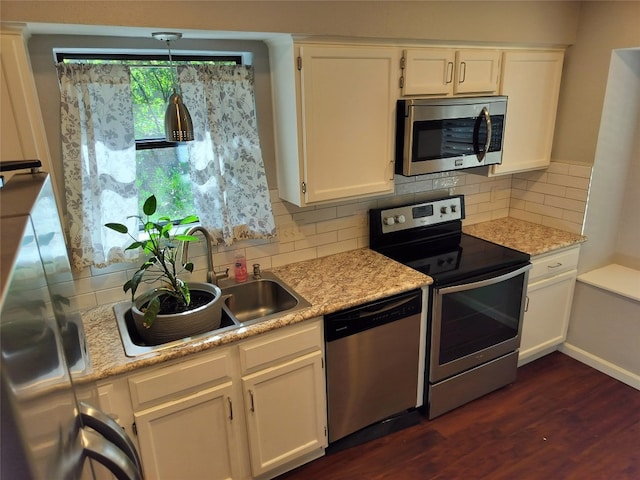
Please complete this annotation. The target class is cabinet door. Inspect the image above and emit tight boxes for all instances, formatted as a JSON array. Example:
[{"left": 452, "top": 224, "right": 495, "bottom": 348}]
[
  {"left": 0, "top": 26, "right": 54, "bottom": 173},
  {"left": 243, "top": 350, "right": 326, "bottom": 477},
  {"left": 519, "top": 269, "right": 576, "bottom": 366},
  {"left": 298, "top": 44, "right": 397, "bottom": 204},
  {"left": 134, "top": 383, "right": 244, "bottom": 480},
  {"left": 492, "top": 50, "right": 564, "bottom": 175},
  {"left": 454, "top": 49, "right": 501, "bottom": 94},
  {"left": 402, "top": 48, "right": 454, "bottom": 96}
]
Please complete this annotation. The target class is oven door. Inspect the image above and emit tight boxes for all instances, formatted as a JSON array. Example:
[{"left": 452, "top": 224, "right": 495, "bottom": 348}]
[{"left": 429, "top": 263, "right": 531, "bottom": 383}]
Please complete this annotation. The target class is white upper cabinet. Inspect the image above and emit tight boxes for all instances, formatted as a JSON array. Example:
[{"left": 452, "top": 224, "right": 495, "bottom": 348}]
[
  {"left": 491, "top": 50, "right": 564, "bottom": 175},
  {"left": 268, "top": 40, "right": 398, "bottom": 207},
  {"left": 401, "top": 48, "right": 501, "bottom": 96},
  {"left": 0, "top": 24, "right": 53, "bottom": 172}
]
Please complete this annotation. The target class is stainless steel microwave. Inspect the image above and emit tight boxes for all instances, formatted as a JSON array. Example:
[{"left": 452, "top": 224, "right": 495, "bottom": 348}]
[{"left": 395, "top": 96, "right": 507, "bottom": 176}]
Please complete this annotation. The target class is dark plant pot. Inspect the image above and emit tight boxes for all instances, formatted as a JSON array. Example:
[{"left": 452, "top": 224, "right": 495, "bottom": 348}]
[{"left": 131, "top": 282, "right": 223, "bottom": 345}]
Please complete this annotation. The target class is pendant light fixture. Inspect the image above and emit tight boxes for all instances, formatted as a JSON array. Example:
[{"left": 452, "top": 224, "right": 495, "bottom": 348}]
[{"left": 152, "top": 32, "right": 194, "bottom": 142}]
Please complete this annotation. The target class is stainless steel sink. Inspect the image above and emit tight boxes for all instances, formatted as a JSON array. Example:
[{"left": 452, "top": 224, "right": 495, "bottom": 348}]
[
  {"left": 113, "top": 271, "right": 311, "bottom": 357},
  {"left": 221, "top": 271, "right": 311, "bottom": 325}
]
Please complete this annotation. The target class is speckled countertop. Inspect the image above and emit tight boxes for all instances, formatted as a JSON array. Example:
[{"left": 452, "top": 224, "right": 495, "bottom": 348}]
[
  {"left": 81, "top": 218, "right": 586, "bottom": 382},
  {"left": 81, "top": 248, "right": 432, "bottom": 381},
  {"left": 463, "top": 217, "right": 586, "bottom": 256}
]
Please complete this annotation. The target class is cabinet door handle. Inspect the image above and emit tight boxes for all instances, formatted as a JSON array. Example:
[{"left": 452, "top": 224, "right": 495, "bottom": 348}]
[
  {"left": 227, "top": 397, "right": 233, "bottom": 420},
  {"left": 446, "top": 61, "right": 454, "bottom": 84},
  {"left": 249, "top": 389, "right": 255, "bottom": 412},
  {"left": 459, "top": 61, "right": 466, "bottom": 83},
  {"left": 547, "top": 262, "right": 563, "bottom": 269},
  {"left": 525, "top": 295, "right": 530, "bottom": 313}
]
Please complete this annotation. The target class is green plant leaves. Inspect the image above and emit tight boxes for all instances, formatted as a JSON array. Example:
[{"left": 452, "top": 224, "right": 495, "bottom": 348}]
[
  {"left": 142, "top": 296, "right": 161, "bottom": 328},
  {"left": 143, "top": 195, "right": 157, "bottom": 216},
  {"left": 125, "top": 241, "right": 144, "bottom": 251},
  {"left": 174, "top": 234, "right": 198, "bottom": 243},
  {"left": 105, "top": 223, "right": 129, "bottom": 234},
  {"left": 105, "top": 193, "right": 201, "bottom": 327},
  {"left": 180, "top": 215, "right": 199, "bottom": 225}
]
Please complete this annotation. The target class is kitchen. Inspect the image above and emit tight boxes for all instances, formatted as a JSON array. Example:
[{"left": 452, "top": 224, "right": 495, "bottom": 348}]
[{"left": 1, "top": 1, "right": 639, "bottom": 479}]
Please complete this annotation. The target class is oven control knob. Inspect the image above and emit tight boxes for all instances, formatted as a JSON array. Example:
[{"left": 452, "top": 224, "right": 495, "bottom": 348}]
[
  {"left": 395, "top": 215, "right": 406, "bottom": 224},
  {"left": 440, "top": 206, "right": 449, "bottom": 215},
  {"left": 451, "top": 205, "right": 458, "bottom": 213},
  {"left": 383, "top": 216, "right": 395, "bottom": 226}
]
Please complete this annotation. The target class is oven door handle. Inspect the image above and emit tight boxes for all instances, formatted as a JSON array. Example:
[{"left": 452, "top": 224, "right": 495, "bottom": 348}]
[{"left": 436, "top": 263, "right": 532, "bottom": 295}]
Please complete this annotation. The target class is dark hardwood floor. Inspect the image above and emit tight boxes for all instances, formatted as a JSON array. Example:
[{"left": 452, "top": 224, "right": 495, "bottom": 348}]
[{"left": 277, "top": 352, "right": 640, "bottom": 480}]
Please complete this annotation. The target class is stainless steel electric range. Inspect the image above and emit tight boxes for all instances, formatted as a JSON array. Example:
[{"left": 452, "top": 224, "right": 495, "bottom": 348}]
[{"left": 370, "top": 195, "right": 532, "bottom": 419}]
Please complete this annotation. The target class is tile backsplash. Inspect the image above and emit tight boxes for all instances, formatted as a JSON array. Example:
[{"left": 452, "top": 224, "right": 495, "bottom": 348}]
[
  {"left": 510, "top": 162, "right": 592, "bottom": 234},
  {"left": 74, "top": 161, "right": 591, "bottom": 311}
]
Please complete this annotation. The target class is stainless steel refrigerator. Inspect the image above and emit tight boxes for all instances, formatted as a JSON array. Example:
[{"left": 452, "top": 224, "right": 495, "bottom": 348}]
[{"left": 1, "top": 169, "right": 143, "bottom": 479}]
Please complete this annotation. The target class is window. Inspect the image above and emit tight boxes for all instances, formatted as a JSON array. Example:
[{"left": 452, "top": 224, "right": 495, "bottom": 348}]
[
  {"left": 57, "top": 52, "right": 276, "bottom": 271},
  {"left": 57, "top": 53, "right": 241, "bottom": 222}
]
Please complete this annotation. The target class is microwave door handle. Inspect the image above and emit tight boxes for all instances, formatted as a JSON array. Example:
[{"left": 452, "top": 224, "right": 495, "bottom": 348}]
[{"left": 477, "top": 107, "right": 492, "bottom": 162}]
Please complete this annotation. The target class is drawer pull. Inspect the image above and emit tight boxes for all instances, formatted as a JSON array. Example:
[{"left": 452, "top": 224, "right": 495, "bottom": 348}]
[{"left": 547, "top": 262, "right": 563, "bottom": 269}]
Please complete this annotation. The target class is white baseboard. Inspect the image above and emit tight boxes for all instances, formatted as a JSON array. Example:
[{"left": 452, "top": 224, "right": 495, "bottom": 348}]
[
  {"left": 559, "top": 343, "right": 640, "bottom": 391},
  {"left": 518, "top": 345, "right": 559, "bottom": 367}
]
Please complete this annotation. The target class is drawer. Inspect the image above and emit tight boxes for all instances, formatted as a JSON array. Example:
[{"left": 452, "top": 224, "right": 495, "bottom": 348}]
[
  {"left": 128, "top": 348, "right": 233, "bottom": 409},
  {"left": 239, "top": 318, "right": 322, "bottom": 375},
  {"left": 529, "top": 246, "right": 580, "bottom": 282}
]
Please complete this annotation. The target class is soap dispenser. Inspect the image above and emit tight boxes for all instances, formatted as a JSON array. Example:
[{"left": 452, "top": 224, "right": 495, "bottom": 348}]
[{"left": 234, "top": 253, "right": 248, "bottom": 283}]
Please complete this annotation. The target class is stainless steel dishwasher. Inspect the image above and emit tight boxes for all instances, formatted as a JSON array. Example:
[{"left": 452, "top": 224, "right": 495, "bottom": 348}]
[{"left": 324, "top": 289, "right": 424, "bottom": 445}]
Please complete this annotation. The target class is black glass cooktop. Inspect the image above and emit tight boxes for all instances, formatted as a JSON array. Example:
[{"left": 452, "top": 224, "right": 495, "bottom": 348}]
[{"left": 373, "top": 232, "right": 529, "bottom": 286}]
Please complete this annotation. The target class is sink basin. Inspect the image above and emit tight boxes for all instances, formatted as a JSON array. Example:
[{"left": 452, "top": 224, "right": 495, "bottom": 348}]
[
  {"left": 221, "top": 272, "right": 311, "bottom": 325},
  {"left": 113, "top": 272, "right": 311, "bottom": 357}
]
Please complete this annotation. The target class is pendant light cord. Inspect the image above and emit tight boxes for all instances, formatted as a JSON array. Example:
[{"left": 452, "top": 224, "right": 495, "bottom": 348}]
[{"left": 166, "top": 39, "right": 178, "bottom": 94}]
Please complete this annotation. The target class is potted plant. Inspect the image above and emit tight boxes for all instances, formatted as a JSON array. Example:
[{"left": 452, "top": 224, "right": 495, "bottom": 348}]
[{"left": 105, "top": 195, "right": 223, "bottom": 345}]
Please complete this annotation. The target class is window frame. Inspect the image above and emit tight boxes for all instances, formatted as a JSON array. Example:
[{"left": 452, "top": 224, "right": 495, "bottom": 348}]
[{"left": 56, "top": 51, "right": 243, "bottom": 150}]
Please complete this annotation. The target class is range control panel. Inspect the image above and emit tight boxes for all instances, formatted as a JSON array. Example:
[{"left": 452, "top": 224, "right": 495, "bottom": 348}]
[{"left": 378, "top": 195, "right": 465, "bottom": 234}]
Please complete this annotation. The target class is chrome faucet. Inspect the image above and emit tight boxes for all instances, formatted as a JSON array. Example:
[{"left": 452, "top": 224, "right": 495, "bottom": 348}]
[
  {"left": 182, "top": 226, "right": 228, "bottom": 285},
  {"left": 252, "top": 263, "right": 262, "bottom": 280}
]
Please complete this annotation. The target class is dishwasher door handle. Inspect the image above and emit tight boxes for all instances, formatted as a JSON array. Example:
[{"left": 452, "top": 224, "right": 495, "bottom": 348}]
[{"left": 353, "top": 294, "right": 420, "bottom": 320}]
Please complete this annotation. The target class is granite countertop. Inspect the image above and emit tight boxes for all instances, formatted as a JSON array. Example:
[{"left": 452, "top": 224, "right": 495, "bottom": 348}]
[
  {"left": 81, "top": 218, "right": 585, "bottom": 382},
  {"left": 463, "top": 217, "right": 586, "bottom": 256},
  {"left": 81, "top": 248, "right": 432, "bottom": 381}
]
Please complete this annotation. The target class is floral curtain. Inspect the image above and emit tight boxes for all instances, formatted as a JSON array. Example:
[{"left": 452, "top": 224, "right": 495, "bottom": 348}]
[
  {"left": 57, "top": 63, "right": 139, "bottom": 270},
  {"left": 177, "top": 65, "right": 276, "bottom": 245}
]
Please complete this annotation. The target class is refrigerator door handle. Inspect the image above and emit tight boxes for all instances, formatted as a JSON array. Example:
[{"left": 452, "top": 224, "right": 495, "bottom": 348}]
[
  {"left": 80, "top": 428, "right": 142, "bottom": 480},
  {"left": 80, "top": 401, "right": 143, "bottom": 477}
]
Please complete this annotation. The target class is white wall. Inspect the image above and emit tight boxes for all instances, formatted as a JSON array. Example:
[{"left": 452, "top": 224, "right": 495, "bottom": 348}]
[
  {"left": 615, "top": 114, "right": 640, "bottom": 269},
  {"left": 552, "top": 1, "right": 640, "bottom": 165},
  {"left": 562, "top": 48, "right": 640, "bottom": 390},
  {"left": 577, "top": 48, "right": 640, "bottom": 274}
]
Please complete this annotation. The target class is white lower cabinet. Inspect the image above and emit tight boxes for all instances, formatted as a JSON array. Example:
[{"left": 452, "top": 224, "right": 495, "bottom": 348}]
[
  {"left": 134, "top": 382, "right": 243, "bottom": 480},
  {"left": 519, "top": 246, "right": 580, "bottom": 366},
  {"left": 242, "top": 351, "right": 326, "bottom": 477},
  {"left": 99, "top": 318, "right": 326, "bottom": 479}
]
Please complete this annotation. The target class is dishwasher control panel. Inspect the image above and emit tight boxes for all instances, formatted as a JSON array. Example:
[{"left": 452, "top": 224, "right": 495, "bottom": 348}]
[{"left": 324, "top": 289, "right": 422, "bottom": 342}]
